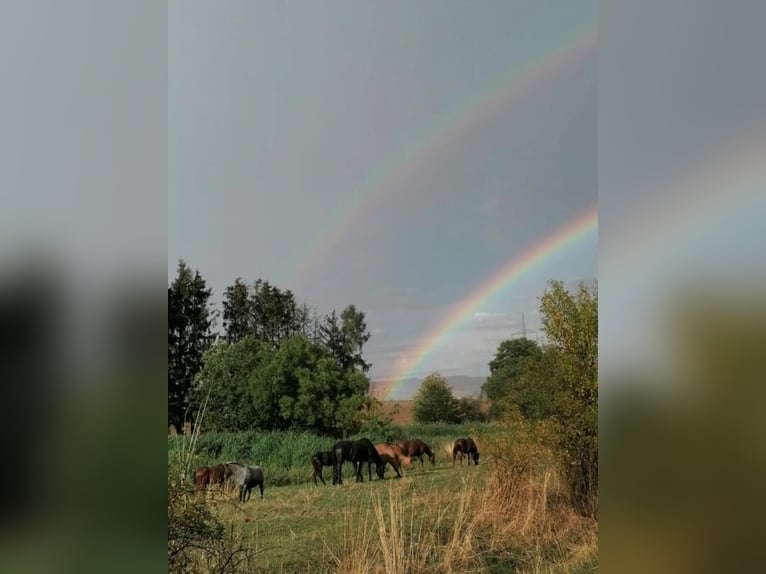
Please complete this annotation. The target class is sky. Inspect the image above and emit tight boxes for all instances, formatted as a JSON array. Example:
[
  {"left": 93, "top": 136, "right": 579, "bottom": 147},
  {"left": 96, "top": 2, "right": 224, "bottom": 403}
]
[
  {"left": 598, "top": 1, "right": 766, "bottom": 391},
  {"left": 168, "top": 1, "right": 598, "bottom": 383}
]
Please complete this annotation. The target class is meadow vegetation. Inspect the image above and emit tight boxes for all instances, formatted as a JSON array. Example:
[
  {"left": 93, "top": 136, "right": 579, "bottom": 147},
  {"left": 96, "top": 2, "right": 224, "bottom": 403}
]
[
  {"left": 168, "top": 272, "right": 598, "bottom": 572},
  {"left": 168, "top": 418, "right": 597, "bottom": 573}
]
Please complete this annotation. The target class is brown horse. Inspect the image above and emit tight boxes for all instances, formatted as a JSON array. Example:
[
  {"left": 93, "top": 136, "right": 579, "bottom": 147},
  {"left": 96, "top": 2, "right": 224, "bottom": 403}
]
[
  {"left": 375, "top": 443, "right": 412, "bottom": 478},
  {"left": 193, "top": 464, "right": 226, "bottom": 494},
  {"left": 194, "top": 466, "right": 210, "bottom": 494},
  {"left": 397, "top": 439, "right": 435, "bottom": 468},
  {"left": 453, "top": 437, "right": 480, "bottom": 466},
  {"left": 209, "top": 464, "right": 226, "bottom": 488}
]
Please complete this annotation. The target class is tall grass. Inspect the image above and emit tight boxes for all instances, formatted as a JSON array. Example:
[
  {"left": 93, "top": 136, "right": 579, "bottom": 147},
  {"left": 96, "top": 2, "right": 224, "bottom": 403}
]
[
  {"left": 168, "top": 399, "right": 262, "bottom": 573},
  {"left": 168, "top": 423, "right": 495, "bottom": 486},
  {"left": 315, "top": 416, "right": 597, "bottom": 573},
  {"left": 169, "top": 417, "right": 597, "bottom": 572}
]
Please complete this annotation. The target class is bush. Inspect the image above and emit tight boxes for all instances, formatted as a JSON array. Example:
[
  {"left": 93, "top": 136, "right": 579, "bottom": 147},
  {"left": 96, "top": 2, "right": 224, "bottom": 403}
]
[
  {"left": 539, "top": 280, "right": 598, "bottom": 516},
  {"left": 167, "top": 454, "right": 257, "bottom": 572},
  {"left": 412, "top": 372, "right": 461, "bottom": 423}
]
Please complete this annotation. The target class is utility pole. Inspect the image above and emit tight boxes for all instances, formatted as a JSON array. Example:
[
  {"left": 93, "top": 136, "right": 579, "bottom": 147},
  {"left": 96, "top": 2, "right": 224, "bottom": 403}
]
[{"left": 521, "top": 312, "right": 527, "bottom": 339}]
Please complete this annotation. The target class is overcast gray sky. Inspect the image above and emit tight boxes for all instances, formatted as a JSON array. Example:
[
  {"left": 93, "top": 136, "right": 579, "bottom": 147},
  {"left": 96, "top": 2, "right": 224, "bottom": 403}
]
[{"left": 168, "top": 1, "right": 598, "bottom": 383}]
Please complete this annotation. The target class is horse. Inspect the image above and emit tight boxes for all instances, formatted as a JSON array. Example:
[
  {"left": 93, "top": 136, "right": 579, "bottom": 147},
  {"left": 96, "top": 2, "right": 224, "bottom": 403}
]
[
  {"left": 375, "top": 443, "right": 411, "bottom": 478},
  {"left": 397, "top": 439, "right": 436, "bottom": 468},
  {"left": 333, "top": 438, "right": 385, "bottom": 485},
  {"left": 452, "top": 437, "right": 480, "bottom": 466},
  {"left": 310, "top": 450, "right": 336, "bottom": 486},
  {"left": 193, "top": 466, "right": 210, "bottom": 495},
  {"left": 224, "top": 461, "right": 264, "bottom": 501}
]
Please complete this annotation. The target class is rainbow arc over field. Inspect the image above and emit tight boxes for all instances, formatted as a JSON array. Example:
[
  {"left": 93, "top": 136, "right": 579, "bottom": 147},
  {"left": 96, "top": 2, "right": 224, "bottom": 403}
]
[
  {"left": 377, "top": 204, "right": 598, "bottom": 400},
  {"left": 279, "top": 27, "right": 597, "bottom": 286}
]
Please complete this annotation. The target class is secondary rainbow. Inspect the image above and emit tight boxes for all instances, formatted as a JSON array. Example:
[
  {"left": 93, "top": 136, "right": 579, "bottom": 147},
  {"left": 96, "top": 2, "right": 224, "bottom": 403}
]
[
  {"left": 379, "top": 205, "right": 598, "bottom": 400},
  {"left": 278, "top": 27, "right": 597, "bottom": 286}
]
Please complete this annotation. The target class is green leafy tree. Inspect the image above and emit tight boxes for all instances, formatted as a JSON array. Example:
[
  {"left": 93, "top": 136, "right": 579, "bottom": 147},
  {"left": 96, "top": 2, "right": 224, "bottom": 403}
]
[
  {"left": 412, "top": 372, "right": 461, "bottom": 424},
  {"left": 320, "top": 305, "right": 372, "bottom": 373},
  {"left": 498, "top": 345, "right": 565, "bottom": 421},
  {"left": 249, "top": 279, "right": 301, "bottom": 347},
  {"left": 482, "top": 337, "right": 542, "bottom": 418},
  {"left": 192, "top": 337, "right": 265, "bottom": 431},
  {"left": 539, "top": 280, "right": 598, "bottom": 516},
  {"left": 194, "top": 334, "right": 370, "bottom": 434},
  {"left": 168, "top": 260, "right": 214, "bottom": 430},
  {"left": 222, "top": 277, "right": 251, "bottom": 342},
  {"left": 340, "top": 305, "right": 372, "bottom": 372},
  {"left": 457, "top": 396, "right": 487, "bottom": 422},
  {"left": 319, "top": 310, "right": 345, "bottom": 368}
]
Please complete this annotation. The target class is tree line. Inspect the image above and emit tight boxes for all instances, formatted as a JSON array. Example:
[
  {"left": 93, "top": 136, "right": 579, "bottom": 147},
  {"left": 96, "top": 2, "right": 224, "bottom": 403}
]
[{"left": 168, "top": 260, "right": 375, "bottom": 435}]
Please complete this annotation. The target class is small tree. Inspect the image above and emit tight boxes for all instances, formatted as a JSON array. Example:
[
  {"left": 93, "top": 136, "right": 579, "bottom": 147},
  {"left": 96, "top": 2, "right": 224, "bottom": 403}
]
[
  {"left": 539, "top": 280, "right": 598, "bottom": 516},
  {"left": 412, "top": 372, "right": 461, "bottom": 424},
  {"left": 482, "top": 338, "right": 542, "bottom": 418}
]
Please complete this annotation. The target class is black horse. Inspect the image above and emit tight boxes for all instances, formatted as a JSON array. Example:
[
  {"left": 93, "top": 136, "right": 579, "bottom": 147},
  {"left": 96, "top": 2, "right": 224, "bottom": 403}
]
[
  {"left": 310, "top": 450, "right": 336, "bottom": 486},
  {"left": 452, "top": 437, "right": 480, "bottom": 466},
  {"left": 333, "top": 438, "right": 385, "bottom": 485}
]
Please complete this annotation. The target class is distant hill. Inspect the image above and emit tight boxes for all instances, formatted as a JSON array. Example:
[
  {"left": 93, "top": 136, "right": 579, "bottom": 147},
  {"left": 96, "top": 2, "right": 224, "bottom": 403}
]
[{"left": 370, "top": 374, "right": 486, "bottom": 401}]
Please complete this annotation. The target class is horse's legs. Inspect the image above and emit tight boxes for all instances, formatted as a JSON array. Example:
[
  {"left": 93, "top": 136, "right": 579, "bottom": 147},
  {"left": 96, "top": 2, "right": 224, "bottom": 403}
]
[{"left": 259, "top": 482, "right": 264, "bottom": 499}]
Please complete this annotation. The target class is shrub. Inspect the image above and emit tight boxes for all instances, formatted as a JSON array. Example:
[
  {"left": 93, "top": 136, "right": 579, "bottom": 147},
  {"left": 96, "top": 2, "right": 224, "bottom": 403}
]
[{"left": 412, "top": 372, "right": 461, "bottom": 423}]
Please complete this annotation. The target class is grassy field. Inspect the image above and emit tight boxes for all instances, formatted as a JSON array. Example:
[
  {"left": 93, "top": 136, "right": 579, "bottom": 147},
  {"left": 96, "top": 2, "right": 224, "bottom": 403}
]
[
  {"left": 206, "top": 459, "right": 488, "bottom": 572},
  {"left": 172, "top": 423, "right": 598, "bottom": 573}
]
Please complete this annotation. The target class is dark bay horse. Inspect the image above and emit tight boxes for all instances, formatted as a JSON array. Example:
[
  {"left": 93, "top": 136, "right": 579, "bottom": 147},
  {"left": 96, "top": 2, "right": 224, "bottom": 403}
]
[
  {"left": 453, "top": 437, "right": 480, "bottom": 466},
  {"left": 398, "top": 439, "right": 436, "bottom": 468},
  {"left": 333, "top": 438, "right": 385, "bottom": 485},
  {"left": 224, "top": 462, "right": 264, "bottom": 501},
  {"left": 310, "top": 450, "right": 336, "bottom": 486}
]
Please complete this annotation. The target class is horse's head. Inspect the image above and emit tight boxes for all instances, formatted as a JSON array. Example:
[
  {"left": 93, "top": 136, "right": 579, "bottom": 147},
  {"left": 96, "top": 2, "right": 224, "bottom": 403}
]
[
  {"left": 428, "top": 451, "right": 436, "bottom": 467},
  {"left": 472, "top": 451, "right": 480, "bottom": 465},
  {"left": 375, "top": 462, "right": 386, "bottom": 480}
]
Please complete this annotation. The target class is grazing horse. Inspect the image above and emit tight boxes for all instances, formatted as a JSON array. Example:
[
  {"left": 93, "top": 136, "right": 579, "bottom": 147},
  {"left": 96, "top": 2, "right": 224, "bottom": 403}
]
[
  {"left": 193, "top": 466, "right": 210, "bottom": 495},
  {"left": 453, "top": 437, "right": 480, "bottom": 466},
  {"left": 224, "top": 462, "right": 264, "bottom": 501},
  {"left": 208, "top": 464, "right": 226, "bottom": 489},
  {"left": 397, "top": 439, "right": 436, "bottom": 468},
  {"left": 375, "top": 443, "right": 411, "bottom": 478},
  {"left": 310, "top": 450, "right": 336, "bottom": 486},
  {"left": 333, "top": 438, "right": 385, "bottom": 485}
]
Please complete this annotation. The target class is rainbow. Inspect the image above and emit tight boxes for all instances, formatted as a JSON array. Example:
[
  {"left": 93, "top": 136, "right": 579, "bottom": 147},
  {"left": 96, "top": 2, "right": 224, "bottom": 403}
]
[
  {"left": 600, "top": 127, "right": 766, "bottom": 275},
  {"left": 278, "top": 27, "right": 597, "bottom": 286},
  {"left": 377, "top": 204, "right": 598, "bottom": 400}
]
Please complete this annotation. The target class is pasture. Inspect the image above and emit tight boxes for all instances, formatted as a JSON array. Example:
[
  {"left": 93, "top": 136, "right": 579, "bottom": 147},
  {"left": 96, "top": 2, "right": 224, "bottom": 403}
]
[
  {"left": 207, "top": 459, "right": 489, "bottom": 572},
  {"left": 169, "top": 422, "right": 598, "bottom": 573}
]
